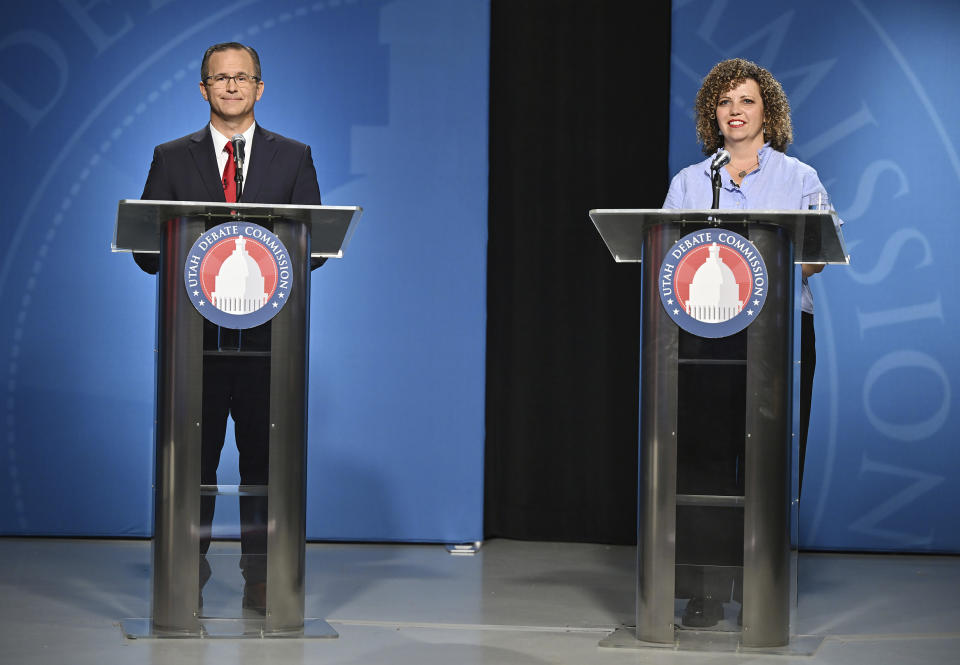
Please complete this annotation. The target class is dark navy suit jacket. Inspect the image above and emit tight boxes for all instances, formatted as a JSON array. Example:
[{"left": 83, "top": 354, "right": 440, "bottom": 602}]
[{"left": 135, "top": 124, "right": 322, "bottom": 274}]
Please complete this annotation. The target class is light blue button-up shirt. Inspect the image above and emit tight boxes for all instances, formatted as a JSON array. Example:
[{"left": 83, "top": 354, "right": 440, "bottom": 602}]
[{"left": 662, "top": 144, "right": 829, "bottom": 313}]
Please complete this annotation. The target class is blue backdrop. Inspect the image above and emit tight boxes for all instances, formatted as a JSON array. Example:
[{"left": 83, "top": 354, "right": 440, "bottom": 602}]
[
  {"left": 671, "top": 0, "right": 959, "bottom": 552},
  {"left": 2, "top": 0, "right": 957, "bottom": 554},
  {"left": 0, "top": 0, "right": 489, "bottom": 542}
]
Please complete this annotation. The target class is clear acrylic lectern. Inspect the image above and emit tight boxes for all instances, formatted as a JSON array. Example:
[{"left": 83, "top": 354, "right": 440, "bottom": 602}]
[
  {"left": 591, "top": 209, "right": 847, "bottom": 651},
  {"left": 113, "top": 200, "right": 361, "bottom": 638}
]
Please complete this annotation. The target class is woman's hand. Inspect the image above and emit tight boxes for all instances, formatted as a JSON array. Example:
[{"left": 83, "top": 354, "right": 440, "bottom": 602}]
[{"left": 802, "top": 263, "right": 825, "bottom": 278}]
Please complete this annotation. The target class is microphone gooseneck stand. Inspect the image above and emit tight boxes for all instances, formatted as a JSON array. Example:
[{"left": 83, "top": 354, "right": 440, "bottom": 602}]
[
  {"left": 711, "top": 168, "right": 722, "bottom": 210},
  {"left": 232, "top": 137, "right": 244, "bottom": 202}
]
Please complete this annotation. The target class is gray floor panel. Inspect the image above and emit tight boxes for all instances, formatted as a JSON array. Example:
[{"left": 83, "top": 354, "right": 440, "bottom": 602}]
[{"left": 0, "top": 538, "right": 956, "bottom": 664}]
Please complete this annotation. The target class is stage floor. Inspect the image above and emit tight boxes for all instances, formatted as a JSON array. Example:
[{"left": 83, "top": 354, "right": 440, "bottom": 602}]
[{"left": 1, "top": 538, "right": 957, "bottom": 664}]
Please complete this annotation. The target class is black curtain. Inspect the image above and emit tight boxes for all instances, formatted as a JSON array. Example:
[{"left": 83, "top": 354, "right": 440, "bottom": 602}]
[{"left": 485, "top": 1, "right": 673, "bottom": 544}]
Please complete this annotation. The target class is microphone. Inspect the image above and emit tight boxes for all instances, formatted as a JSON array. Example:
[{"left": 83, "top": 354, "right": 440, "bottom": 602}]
[
  {"left": 711, "top": 148, "right": 731, "bottom": 171},
  {"left": 231, "top": 134, "right": 246, "bottom": 169},
  {"left": 710, "top": 148, "right": 729, "bottom": 210},
  {"left": 231, "top": 134, "right": 245, "bottom": 200}
]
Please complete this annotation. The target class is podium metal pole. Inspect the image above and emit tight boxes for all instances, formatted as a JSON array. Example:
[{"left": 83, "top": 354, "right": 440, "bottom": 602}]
[
  {"left": 152, "top": 216, "right": 204, "bottom": 634},
  {"left": 635, "top": 223, "right": 679, "bottom": 644},
  {"left": 265, "top": 219, "right": 311, "bottom": 633},
  {"left": 742, "top": 223, "right": 793, "bottom": 647}
]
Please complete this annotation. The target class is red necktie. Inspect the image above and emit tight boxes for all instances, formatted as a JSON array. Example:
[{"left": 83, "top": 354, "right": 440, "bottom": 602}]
[{"left": 222, "top": 141, "right": 237, "bottom": 203}]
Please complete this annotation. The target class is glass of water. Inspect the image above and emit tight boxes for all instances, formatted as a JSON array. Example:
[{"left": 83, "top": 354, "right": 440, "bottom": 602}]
[{"left": 804, "top": 192, "right": 831, "bottom": 210}]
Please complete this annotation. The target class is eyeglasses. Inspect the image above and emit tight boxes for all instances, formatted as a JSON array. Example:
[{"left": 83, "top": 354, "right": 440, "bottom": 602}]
[{"left": 203, "top": 73, "right": 261, "bottom": 88}]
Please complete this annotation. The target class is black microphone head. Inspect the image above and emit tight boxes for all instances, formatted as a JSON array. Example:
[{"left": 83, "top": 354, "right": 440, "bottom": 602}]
[
  {"left": 231, "top": 134, "right": 246, "bottom": 163},
  {"left": 711, "top": 148, "right": 731, "bottom": 171}
]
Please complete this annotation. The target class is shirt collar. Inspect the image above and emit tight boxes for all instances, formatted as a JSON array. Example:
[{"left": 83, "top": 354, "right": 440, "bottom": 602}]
[
  {"left": 209, "top": 122, "right": 256, "bottom": 154},
  {"left": 757, "top": 142, "right": 772, "bottom": 168},
  {"left": 704, "top": 142, "right": 773, "bottom": 174}
]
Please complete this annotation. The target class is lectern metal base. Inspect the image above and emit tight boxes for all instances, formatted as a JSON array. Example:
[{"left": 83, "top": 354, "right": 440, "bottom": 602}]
[
  {"left": 120, "top": 617, "right": 338, "bottom": 639},
  {"left": 599, "top": 626, "right": 823, "bottom": 656}
]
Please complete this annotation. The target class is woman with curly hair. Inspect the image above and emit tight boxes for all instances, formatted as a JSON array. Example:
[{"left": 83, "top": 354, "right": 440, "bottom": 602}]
[
  {"left": 665, "top": 58, "right": 827, "bottom": 289},
  {"left": 663, "top": 58, "right": 832, "bottom": 628}
]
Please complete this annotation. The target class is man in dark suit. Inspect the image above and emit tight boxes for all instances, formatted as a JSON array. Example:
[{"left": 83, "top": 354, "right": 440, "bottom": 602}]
[{"left": 135, "top": 42, "right": 322, "bottom": 612}]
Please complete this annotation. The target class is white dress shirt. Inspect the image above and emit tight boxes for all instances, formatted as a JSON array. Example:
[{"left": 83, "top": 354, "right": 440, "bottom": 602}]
[{"left": 210, "top": 122, "right": 255, "bottom": 191}]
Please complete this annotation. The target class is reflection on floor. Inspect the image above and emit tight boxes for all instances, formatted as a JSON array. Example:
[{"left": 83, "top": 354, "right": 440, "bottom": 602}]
[{"left": 1, "top": 538, "right": 957, "bottom": 664}]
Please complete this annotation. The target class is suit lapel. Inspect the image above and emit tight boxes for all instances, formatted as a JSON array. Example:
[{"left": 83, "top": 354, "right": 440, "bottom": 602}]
[
  {"left": 242, "top": 125, "right": 276, "bottom": 203},
  {"left": 187, "top": 127, "right": 226, "bottom": 202}
]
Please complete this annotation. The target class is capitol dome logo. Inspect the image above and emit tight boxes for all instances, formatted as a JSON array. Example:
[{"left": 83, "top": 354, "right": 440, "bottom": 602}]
[
  {"left": 658, "top": 229, "right": 768, "bottom": 338},
  {"left": 183, "top": 221, "right": 292, "bottom": 329}
]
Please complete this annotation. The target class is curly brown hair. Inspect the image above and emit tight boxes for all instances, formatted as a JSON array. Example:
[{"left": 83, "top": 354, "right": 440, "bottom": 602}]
[{"left": 694, "top": 58, "right": 792, "bottom": 155}]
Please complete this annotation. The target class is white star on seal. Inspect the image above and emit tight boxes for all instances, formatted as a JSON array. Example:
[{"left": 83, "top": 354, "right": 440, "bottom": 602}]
[
  {"left": 673, "top": 308, "right": 679, "bottom": 315},
  {"left": 198, "top": 301, "right": 204, "bottom": 307},
  {"left": 193, "top": 290, "right": 199, "bottom": 296},
  {"left": 278, "top": 292, "right": 285, "bottom": 298},
  {"left": 667, "top": 298, "right": 674, "bottom": 305},
  {"left": 753, "top": 299, "right": 759, "bottom": 306},
  {"left": 272, "top": 302, "right": 279, "bottom": 308},
  {"left": 747, "top": 309, "right": 754, "bottom": 316}
]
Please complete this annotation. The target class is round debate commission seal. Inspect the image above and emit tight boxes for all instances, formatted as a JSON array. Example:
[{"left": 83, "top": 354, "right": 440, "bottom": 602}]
[
  {"left": 658, "top": 228, "right": 768, "bottom": 339},
  {"left": 184, "top": 221, "right": 292, "bottom": 329}
]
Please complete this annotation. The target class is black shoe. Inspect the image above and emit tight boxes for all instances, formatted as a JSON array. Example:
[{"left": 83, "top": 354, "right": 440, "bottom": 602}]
[
  {"left": 682, "top": 596, "right": 724, "bottom": 628},
  {"left": 242, "top": 582, "right": 267, "bottom": 614}
]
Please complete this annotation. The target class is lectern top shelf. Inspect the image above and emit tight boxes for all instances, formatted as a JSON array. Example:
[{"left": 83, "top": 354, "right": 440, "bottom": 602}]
[
  {"left": 589, "top": 208, "right": 848, "bottom": 265},
  {"left": 112, "top": 199, "right": 362, "bottom": 259}
]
